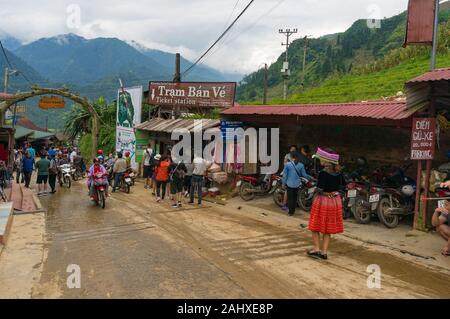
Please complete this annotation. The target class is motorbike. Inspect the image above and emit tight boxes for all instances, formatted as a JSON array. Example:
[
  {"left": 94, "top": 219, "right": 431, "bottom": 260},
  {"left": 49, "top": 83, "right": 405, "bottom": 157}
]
[
  {"left": 91, "top": 173, "right": 107, "bottom": 209},
  {"left": 376, "top": 164, "right": 416, "bottom": 229},
  {"left": 69, "top": 164, "right": 78, "bottom": 181},
  {"left": 350, "top": 182, "right": 383, "bottom": 224},
  {"left": 237, "top": 174, "right": 280, "bottom": 201},
  {"left": 58, "top": 164, "right": 72, "bottom": 188},
  {"left": 297, "top": 177, "right": 317, "bottom": 212},
  {"left": 126, "top": 167, "right": 136, "bottom": 186},
  {"left": 114, "top": 172, "right": 133, "bottom": 194}
]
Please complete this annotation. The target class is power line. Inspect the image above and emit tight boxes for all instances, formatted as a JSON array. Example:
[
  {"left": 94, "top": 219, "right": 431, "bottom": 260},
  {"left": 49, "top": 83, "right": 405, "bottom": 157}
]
[
  {"left": 0, "top": 39, "right": 33, "bottom": 87},
  {"left": 201, "top": 0, "right": 287, "bottom": 65},
  {"left": 182, "top": 0, "right": 255, "bottom": 77},
  {"left": 0, "top": 40, "right": 13, "bottom": 69}
]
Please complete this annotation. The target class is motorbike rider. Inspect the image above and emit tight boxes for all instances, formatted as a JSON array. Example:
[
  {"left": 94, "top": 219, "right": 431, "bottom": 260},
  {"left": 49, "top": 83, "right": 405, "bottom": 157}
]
[
  {"left": 87, "top": 157, "right": 109, "bottom": 199},
  {"left": 112, "top": 152, "right": 127, "bottom": 193},
  {"left": 124, "top": 151, "right": 132, "bottom": 169}
]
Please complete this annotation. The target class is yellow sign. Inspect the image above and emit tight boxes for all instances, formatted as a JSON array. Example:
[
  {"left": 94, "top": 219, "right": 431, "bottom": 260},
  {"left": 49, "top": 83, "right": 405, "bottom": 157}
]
[
  {"left": 39, "top": 96, "right": 65, "bottom": 109},
  {"left": 14, "top": 105, "right": 26, "bottom": 113}
]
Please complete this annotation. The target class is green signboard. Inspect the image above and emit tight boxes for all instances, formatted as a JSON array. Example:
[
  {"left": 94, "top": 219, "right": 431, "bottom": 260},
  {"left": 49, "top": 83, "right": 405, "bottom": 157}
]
[{"left": 135, "top": 129, "right": 150, "bottom": 162}]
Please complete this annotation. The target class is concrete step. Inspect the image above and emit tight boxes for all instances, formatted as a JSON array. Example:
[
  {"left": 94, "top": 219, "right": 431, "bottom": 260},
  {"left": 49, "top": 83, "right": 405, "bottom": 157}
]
[
  {"left": 10, "top": 182, "right": 23, "bottom": 211},
  {"left": 20, "top": 185, "right": 37, "bottom": 212},
  {"left": 0, "top": 202, "right": 14, "bottom": 245}
]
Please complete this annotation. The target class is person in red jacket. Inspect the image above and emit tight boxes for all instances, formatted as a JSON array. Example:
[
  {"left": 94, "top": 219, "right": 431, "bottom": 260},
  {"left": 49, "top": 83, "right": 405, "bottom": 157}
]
[{"left": 154, "top": 154, "right": 170, "bottom": 202}]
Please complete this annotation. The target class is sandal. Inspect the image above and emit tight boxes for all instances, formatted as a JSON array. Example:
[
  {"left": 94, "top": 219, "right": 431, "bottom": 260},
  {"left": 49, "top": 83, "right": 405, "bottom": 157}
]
[
  {"left": 307, "top": 251, "right": 322, "bottom": 259},
  {"left": 442, "top": 251, "right": 450, "bottom": 257},
  {"left": 320, "top": 253, "right": 328, "bottom": 260}
]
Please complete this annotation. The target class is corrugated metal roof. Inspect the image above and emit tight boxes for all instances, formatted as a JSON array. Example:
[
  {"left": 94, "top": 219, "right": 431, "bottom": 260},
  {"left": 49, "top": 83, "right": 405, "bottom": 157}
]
[
  {"left": 136, "top": 118, "right": 220, "bottom": 133},
  {"left": 407, "top": 68, "right": 450, "bottom": 84},
  {"left": 221, "top": 101, "right": 413, "bottom": 120}
]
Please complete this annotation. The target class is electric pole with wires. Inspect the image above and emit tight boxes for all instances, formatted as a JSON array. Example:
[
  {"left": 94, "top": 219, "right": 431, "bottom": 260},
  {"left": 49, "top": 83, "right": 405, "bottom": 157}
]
[{"left": 279, "top": 28, "right": 297, "bottom": 100}]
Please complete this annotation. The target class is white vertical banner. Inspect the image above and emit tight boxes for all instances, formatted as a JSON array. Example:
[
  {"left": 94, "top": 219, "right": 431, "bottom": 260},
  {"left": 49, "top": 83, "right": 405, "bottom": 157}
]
[{"left": 116, "top": 86, "right": 143, "bottom": 169}]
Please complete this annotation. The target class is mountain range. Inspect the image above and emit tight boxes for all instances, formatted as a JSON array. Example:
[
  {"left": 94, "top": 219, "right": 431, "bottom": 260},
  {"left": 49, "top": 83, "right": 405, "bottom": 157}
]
[{"left": 0, "top": 33, "right": 243, "bottom": 128}]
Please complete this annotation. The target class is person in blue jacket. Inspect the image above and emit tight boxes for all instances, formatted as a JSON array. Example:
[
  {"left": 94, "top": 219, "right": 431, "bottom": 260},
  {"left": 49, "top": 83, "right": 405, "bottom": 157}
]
[
  {"left": 22, "top": 151, "right": 35, "bottom": 188},
  {"left": 282, "top": 152, "right": 312, "bottom": 216}
]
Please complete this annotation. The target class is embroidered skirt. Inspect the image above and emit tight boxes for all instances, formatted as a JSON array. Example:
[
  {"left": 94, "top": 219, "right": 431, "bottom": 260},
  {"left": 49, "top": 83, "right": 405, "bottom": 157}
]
[{"left": 308, "top": 194, "right": 344, "bottom": 234}]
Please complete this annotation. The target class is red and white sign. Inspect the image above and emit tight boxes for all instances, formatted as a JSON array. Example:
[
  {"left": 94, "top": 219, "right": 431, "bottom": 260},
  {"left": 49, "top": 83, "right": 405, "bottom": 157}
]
[
  {"left": 411, "top": 118, "right": 436, "bottom": 160},
  {"left": 149, "top": 82, "right": 236, "bottom": 108}
]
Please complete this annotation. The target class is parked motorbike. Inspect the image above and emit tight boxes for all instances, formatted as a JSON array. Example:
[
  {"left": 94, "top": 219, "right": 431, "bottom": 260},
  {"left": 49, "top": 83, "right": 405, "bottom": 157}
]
[
  {"left": 58, "top": 164, "right": 72, "bottom": 188},
  {"left": 350, "top": 183, "right": 383, "bottom": 224},
  {"left": 297, "top": 177, "right": 317, "bottom": 212},
  {"left": 376, "top": 163, "right": 416, "bottom": 229},
  {"left": 92, "top": 173, "right": 107, "bottom": 209},
  {"left": 237, "top": 174, "right": 280, "bottom": 201}
]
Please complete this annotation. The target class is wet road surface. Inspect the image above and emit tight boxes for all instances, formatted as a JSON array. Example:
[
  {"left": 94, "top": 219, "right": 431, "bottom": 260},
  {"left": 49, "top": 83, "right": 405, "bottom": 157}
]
[{"left": 33, "top": 180, "right": 450, "bottom": 298}]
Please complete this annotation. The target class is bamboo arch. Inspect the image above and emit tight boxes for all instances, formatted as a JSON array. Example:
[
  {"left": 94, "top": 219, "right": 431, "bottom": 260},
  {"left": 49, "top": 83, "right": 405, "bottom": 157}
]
[{"left": 0, "top": 86, "right": 101, "bottom": 159}]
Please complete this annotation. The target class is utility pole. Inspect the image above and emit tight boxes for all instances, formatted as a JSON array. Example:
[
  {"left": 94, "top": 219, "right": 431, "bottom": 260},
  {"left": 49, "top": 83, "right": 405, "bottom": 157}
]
[
  {"left": 3, "top": 67, "right": 18, "bottom": 93},
  {"left": 279, "top": 28, "right": 297, "bottom": 100},
  {"left": 173, "top": 53, "right": 181, "bottom": 118},
  {"left": 263, "top": 63, "right": 268, "bottom": 104},
  {"left": 301, "top": 36, "right": 309, "bottom": 91},
  {"left": 430, "top": 0, "right": 440, "bottom": 71},
  {"left": 174, "top": 53, "right": 181, "bottom": 82}
]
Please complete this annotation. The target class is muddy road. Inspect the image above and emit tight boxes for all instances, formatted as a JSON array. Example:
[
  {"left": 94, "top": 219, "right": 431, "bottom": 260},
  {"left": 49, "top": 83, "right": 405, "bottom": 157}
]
[{"left": 32, "top": 180, "right": 450, "bottom": 299}]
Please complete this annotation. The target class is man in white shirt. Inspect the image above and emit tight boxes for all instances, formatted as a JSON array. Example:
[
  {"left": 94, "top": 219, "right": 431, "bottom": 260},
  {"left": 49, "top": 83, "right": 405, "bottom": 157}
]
[
  {"left": 188, "top": 155, "right": 211, "bottom": 206},
  {"left": 70, "top": 148, "right": 78, "bottom": 164},
  {"left": 143, "top": 144, "right": 154, "bottom": 189}
]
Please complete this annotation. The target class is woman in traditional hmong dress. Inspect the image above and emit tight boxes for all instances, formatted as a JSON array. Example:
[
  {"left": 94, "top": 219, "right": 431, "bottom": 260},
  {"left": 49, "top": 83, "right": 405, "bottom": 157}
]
[{"left": 307, "top": 148, "right": 345, "bottom": 260}]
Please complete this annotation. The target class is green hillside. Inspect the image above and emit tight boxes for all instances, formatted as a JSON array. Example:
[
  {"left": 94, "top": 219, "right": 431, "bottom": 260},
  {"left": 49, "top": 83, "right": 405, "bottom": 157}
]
[{"left": 237, "top": 4, "right": 450, "bottom": 104}]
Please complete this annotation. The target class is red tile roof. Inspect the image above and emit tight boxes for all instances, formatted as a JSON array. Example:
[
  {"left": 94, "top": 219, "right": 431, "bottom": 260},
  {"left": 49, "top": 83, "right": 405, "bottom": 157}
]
[
  {"left": 221, "top": 101, "right": 412, "bottom": 120},
  {"left": 407, "top": 67, "right": 450, "bottom": 84},
  {"left": 0, "top": 93, "right": 15, "bottom": 101},
  {"left": 16, "top": 117, "right": 48, "bottom": 132}
]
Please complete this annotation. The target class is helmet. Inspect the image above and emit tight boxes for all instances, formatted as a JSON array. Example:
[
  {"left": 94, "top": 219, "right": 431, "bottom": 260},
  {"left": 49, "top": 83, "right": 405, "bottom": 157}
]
[
  {"left": 401, "top": 185, "right": 415, "bottom": 197},
  {"left": 97, "top": 150, "right": 103, "bottom": 155},
  {"left": 125, "top": 151, "right": 130, "bottom": 157},
  {"left": 356, "top": 156, "right": 368, "bottom": 167}
]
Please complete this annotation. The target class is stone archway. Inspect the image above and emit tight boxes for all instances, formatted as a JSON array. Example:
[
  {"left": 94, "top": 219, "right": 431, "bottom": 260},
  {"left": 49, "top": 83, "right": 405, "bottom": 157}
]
[{"left": 0, "top": 86, "right": 102, "bottom": 159}]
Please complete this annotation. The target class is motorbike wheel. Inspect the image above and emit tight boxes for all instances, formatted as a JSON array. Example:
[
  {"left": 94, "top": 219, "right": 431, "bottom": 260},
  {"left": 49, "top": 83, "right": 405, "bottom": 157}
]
[
  {"left": 65, "top": 176, "right": 71, "bottom": 188},
  {"left": 239, "top": 182, "right": 256, "bottom": 201},
  {"left": 377, "top": 197, "right": 400, "bottom": 229},
  {"left": 273, "top": 186, "right": 285, "bottom": 207},
  {"left": 98, "top": 191, "right": 106, "bottom": 209},
  {"left": 125, "top": 183, "right": 130, "bottom": 194},
  {"left": 298, "top": 188, "right": 313, "bottom": 212},
  {"left": 352, "top": 197, "right": 372, "bottom": 224},
  {"left": 72, "top": 174, "right": 78, "bottom": 182}
]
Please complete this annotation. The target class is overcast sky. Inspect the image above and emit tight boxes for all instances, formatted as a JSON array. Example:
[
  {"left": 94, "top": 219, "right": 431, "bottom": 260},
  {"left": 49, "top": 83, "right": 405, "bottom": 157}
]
[{"left": 0, "top": 0, "right": 409, "bottom": 74}]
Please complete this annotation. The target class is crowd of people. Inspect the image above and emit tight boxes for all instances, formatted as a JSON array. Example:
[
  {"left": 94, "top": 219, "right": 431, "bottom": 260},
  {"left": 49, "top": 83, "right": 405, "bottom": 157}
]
[
  {"left": 142, "top": 143, "right": 211, "bottom": 208},
  {"left": 12, "top": 143, "right": 85, "bottom": 196},
  {"left": 8, "top": 141, "right": 449, "bottom": 259}
]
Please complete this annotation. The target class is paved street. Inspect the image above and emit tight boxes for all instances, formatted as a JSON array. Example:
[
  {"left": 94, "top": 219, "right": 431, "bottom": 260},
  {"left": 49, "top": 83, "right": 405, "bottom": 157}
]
[{"left": 25, "top": 180, "right": 450, "bottom": 299}]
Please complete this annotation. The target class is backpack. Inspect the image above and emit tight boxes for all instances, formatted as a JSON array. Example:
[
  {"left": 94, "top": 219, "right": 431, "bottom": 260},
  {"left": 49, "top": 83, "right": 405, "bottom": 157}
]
[{"left": 49, "top": 159, "right": 58, "bottom": 175}]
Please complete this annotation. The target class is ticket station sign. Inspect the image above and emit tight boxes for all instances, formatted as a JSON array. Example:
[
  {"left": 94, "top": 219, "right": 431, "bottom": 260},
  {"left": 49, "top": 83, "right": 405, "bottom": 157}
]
[
  {"left": 410, "top": 118, "right": 436, "bottom": 160},
  {"left": 149, "top": 82, "right": 236, "bottom": 108}
]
